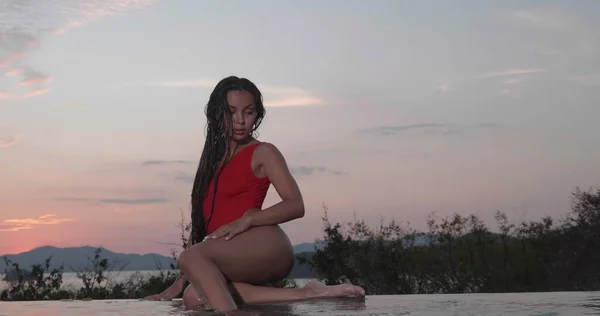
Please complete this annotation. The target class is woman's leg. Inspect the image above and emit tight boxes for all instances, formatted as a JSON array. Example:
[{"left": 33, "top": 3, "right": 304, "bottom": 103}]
[
  {"left": 177, "top": 225, "right": 364, "bottom": 312},
  {"left": 182, "top": 279, "right": 363, "bottom": 308}
]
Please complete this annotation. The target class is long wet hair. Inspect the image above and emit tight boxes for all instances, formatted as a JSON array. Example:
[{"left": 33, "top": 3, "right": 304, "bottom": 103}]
[{"left": 190, "top": 76, "right": 266, "bottom": 245}]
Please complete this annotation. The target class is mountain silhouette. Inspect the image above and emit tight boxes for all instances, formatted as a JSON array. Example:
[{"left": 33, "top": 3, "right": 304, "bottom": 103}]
[{"left": 0, "top": 243, "right": 324, "bottom": 277}]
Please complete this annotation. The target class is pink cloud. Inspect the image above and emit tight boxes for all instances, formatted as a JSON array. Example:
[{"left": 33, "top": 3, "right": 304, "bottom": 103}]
[
  {"left": 1, "top": 0, "right": 160, "bottom": 100},
  {"left": 0, "top": 225, "right": 33, "bottom": 232},
  {"left": 53, "top": 20, "right": 85, "bottom": 35},
  {"left": 4, "top": 68, "right": 23, "bottom": 76},
  {"left": 8, "top": 52, "right": 28, "bottom": 61},
  {"left": 19, "top": 89, "right": 51, "bottom": 99},
  {"left": 0, "top": 134, "right": 23, "bottom": 148},
  {"left": 484, "top": 68, "right": 546, "bottom": 78},
  {"left": 19, "top": 75, "right": 54, "bottom": 86},
  {"left": 0, "top": 214, "right": 75, "bottom": 233},
  {"left": 264, "top": 95, "right": 325, "bottom": 107},
  {"left": 260, "top": 85, "right": 325, "bottom": 107},
  {"left": 55, "top": 0, "right": 160, "bottom": 34},
  {"left": 503, "top": 78, "right": 521, "bottom": 84},
  {"left": 0, "top": 89, "right": 50, "bottom": 101},
  {"left": 142, "top": 79, "right": 325, "bottom": 107}
]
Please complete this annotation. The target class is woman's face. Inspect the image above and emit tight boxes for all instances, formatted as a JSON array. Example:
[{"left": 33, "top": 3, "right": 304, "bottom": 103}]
[{"left": 226, "top": 90, "right": 257, "bottom": 142}]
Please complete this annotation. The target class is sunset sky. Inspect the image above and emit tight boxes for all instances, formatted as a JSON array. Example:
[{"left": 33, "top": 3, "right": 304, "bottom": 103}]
[{"left": 1, "top": 0, "right": 599, "bottom": 256}]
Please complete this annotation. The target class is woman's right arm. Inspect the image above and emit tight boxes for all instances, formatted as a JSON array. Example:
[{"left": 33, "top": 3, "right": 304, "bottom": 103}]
[{"left": 185, "top": 230, "right": 193, "bottom": 249}]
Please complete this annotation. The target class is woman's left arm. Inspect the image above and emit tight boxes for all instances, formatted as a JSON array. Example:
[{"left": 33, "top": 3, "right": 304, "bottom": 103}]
[
  {"left": 244, "top": 143, "right": 305, "bottom": 227},
  {"left": 208, "top": 143, "right": 304, "bottom": 240}
]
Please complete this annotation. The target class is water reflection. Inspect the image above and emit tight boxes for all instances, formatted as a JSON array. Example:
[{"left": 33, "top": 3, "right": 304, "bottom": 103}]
[
  {"left": 174, "top": 297, "right": 367, "bottom": 316},
  {"left": 578, "top": 295, "right": 600, "bottom": 314},
  {"left": 3, "top": 293, "right": 600, "bottom": 316}
]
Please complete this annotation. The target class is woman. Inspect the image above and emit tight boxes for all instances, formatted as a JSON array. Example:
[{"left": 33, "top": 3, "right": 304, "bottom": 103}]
[{"left": 144, "top": 76, "right": 365, "bottom": 312}]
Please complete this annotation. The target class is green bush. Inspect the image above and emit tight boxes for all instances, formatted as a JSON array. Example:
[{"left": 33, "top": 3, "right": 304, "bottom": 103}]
[{"left": 301, "top": 187, "right": 600, "bottom": 294}]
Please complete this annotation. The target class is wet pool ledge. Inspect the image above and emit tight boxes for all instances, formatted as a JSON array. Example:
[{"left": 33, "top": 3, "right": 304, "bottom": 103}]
[{"left": 1, "top": 292, "right": 600, "bottom": 315}]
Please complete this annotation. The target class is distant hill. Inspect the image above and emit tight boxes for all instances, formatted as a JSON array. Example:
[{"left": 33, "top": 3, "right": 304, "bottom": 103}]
[
  {"left": 0, "top": 246, "right": 177, "bottom": 273},
  {"left": 0, "top": 236, "right": 434, "bottom": 279},
  {"left": 292, "top": 241, "right": 326, "bottom": 253},
  {"left": 0, "top": 244, "right": 323, "bottom": 278}
]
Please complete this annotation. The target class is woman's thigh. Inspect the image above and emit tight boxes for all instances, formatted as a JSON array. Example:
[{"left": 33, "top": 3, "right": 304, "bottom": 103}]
[{"left": 188, "top": 225, "right": 294, "bottom": 285}]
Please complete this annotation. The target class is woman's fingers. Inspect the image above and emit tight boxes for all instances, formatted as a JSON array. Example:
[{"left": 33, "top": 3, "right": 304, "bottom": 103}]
[
  {"left": 210, "top": 226, "right": 230, "bottom": 239},
  {"left": 225, "top": 227, "right": 241, "bottom": 240},
  {"left": 208, "top": 220, "right": 247, "bottom": 240},
  {"left": 144, "top": 294, "right": 161, "bottom": 300},
  {"left": 208, "top": 229, "right": 221, "bottom": 239},
  {"left": 224, "top": 231, "right": 235, "bottom": 240}
]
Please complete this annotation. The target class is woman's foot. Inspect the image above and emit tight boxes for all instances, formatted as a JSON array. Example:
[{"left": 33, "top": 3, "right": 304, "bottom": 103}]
[{"left": 303, "top": 280, "right": 365, "bottom": 299}]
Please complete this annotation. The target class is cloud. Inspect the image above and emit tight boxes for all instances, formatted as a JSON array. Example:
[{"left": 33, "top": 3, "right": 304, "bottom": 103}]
[
  {"left": 358, "top": 123, "right": 502, "bottom": 137},
  {"left": 509, "top": 8, "right": 574, "bottom": 30},
  {"left": 146, "top": 79, "right": 217, "bottom": 88},
  {"left": 436, "top": 83, "right": 453, "bottom": 92},
  {"left": 4, "top": 68, "right": 23, "bottom": 76},
  {"left": 173, "top": 166, "right": 345, "bottom": 182},
  {"left": 19, "top": 88, "right": 50, "bottom": 99},
  {"left": 499, "top": 88, "right": 520, "bottom": 99},
  {"left": 505, "top": 7, "right": 600, "bottom": 58},
  {"left": 18, "top": 73, "right": 54, "bottom": 86},
  {"left": 290, "top": 166, "right": 326, "bottom": 176},
  {"left": 174, "top": 172, "right": 195, "bottom": 183},
  {"left": 503, "top": 78, "right": 521, "bottom": 85},
  {"left": 483, "top": 68, "right": 546, "bottom": 78},
  {"left": 56, "top": 197, "right": 169, "bottom": 205},
  {"left": 0, "top": 88, "right": 50, "bottom": 101},
  {"left": 289, "top": 166, "right": 347, "bottom": 177},
  {"left": 0, "top": 214, "right": 75, "bottom": 232},
  {"left": 0, "top": 134, "right": 23, "bottom": 148},
  {"left": 131, "top": 79, "right": 325, "bottom": 107},
  {"left": 358, "top": 123, "right": 445, "bottom": 136},
  {"left": 479, "top": 67, "right": 544, "bottom": 97},
  {"left": 0, "top": 0, "right": 160, "bottom": 100},
  {"left": 142, "top": 160, "right": 194, "bottom": 166},
  {"left": 569, "top": 75, "right": 600, "bottom": 86},
  {"left": 260, "top": 85, "right": 325, "bottom": 107},
  {"left": 0, "top": 130, "right": 23, "bottom": 148},
  {"left": 99, "top": 198, "right": 169, "bottom": 205}
]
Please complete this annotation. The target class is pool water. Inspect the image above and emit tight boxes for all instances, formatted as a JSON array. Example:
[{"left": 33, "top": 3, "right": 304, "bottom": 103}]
[{"left": 1, "top": 292, "right": 599, "bottom": 315}]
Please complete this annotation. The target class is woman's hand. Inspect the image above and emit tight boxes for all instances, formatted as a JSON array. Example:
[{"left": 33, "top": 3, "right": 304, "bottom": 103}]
[
  {"left": 208, "top": 210, "right": 256, "bottom": 241},
  {"left": 142, "top": 277, "right": 186, "bottom": 301}
]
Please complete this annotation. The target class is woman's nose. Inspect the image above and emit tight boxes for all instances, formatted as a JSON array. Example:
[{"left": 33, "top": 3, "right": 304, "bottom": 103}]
[{"left": 234, "top": 112, "right": 244, "bottom": 124}]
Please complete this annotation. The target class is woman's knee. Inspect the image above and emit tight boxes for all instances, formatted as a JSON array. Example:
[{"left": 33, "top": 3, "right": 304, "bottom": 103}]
[
  {"left": 177, "top": 249, "right": 190, "bottom": 270},
  {"left": 177, "top": 244, "right": 212, "bottom": 271}
]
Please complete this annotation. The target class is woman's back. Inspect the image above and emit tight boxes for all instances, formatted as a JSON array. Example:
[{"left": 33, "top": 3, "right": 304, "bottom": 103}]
[{"left": 202, "top": 142, "right": 271, "bottom": 234}]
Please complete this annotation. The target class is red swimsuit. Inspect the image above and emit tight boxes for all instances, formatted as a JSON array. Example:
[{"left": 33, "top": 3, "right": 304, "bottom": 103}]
[{"left": 202, "top": 142, "right": 271, "bottom": 234}]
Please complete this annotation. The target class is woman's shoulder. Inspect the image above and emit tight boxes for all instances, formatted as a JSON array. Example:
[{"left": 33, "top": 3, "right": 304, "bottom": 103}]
[
  {"left": 253, "top": 141, "right": 287, "bottom": 164},
  {"left": 251, "top": 141, "right": 293, "bottom": 179}
]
